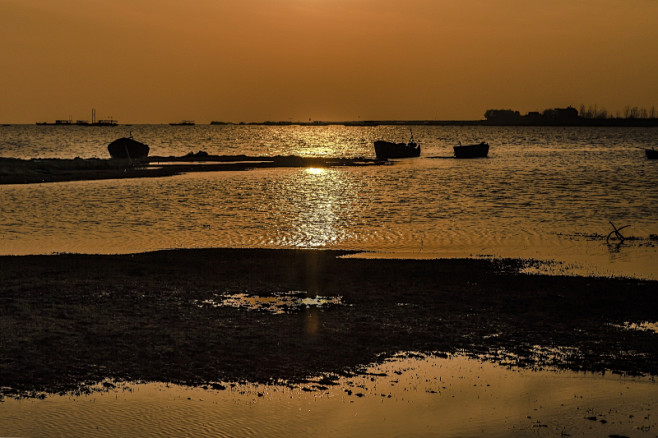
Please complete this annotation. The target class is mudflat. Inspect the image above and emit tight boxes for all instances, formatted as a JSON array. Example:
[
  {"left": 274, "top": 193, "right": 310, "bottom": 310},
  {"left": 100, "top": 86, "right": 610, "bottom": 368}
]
[{"left": 1, "top": 248, "right": 656, "bottom": 398}]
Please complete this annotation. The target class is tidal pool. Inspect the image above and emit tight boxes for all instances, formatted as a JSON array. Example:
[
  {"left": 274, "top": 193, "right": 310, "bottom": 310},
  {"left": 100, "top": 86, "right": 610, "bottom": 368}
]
[
  {"left": 2, "top": 355, "right": 656, "bottom": 437},
  {"left": 194, "top": 291, "right": 344, "bottom": 314}
]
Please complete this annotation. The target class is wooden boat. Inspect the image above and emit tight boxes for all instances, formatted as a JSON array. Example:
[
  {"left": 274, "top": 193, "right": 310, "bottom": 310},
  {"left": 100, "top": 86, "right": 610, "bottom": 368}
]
[
  {"left": 374, "top": 130, "right": 420, "bottom": 159},
  {"left": 454, "top": 141, "right": 489, "bottom": 158},
  {"left": 646, "top": 148, "right": 658, "bottom": 159},
  {"left": 108, "top": 137, "right": 150, "bottom": 159},
  {"left": 94, "top": 119, "right": 118, "bottom": 126}
]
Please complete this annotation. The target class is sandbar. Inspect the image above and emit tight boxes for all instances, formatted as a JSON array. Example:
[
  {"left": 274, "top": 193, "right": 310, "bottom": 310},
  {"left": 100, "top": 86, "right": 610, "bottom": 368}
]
[{"left": 0, "top": 154, "right": 385, "bottom": 185}]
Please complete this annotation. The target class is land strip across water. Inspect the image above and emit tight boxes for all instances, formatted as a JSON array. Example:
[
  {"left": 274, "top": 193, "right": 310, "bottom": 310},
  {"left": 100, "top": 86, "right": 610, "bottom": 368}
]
[{"left": 0, "top": 155, "right": 385, "bottom": 185}]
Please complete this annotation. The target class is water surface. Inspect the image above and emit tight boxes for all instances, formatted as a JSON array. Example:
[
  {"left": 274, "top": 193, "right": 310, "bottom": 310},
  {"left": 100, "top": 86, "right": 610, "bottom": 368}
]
[
  {"left": 1, "top": 355, "right": 655, "bottom": 438},
  {"left": 1, "top": 125, "right": 656, "bottom": 278}
]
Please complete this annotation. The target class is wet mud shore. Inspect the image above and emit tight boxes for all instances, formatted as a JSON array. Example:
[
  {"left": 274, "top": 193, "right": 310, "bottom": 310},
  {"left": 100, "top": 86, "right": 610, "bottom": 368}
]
[
  {"left": 1, "top": 248, "right": 657, "bottom": 398},
  {"left": 0, "top": 154, "right": 385, "bottom": 185}
]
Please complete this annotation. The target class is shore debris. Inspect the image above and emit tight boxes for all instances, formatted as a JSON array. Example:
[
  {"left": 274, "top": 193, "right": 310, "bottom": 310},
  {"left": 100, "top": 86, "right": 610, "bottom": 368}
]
[{"left": 606, "top": 221, "right": 630, "bottom": 245}]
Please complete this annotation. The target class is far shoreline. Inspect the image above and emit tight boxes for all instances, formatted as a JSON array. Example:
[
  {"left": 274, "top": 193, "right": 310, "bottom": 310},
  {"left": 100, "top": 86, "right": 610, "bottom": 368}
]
[{"left": 3, "top": 119, "right": 658, "bottom": 127}]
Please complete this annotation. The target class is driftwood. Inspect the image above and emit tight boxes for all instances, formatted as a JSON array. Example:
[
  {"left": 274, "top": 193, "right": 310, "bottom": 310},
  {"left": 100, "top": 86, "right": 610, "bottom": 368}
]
[{"left": 606, "top": 221, "right": 630, "bottom": 244}]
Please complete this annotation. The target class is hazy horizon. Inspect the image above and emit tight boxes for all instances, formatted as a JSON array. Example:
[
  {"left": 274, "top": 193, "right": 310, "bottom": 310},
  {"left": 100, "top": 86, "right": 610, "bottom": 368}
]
[{"left": 2, "top": 0, "right": 657, "bottom": 124}]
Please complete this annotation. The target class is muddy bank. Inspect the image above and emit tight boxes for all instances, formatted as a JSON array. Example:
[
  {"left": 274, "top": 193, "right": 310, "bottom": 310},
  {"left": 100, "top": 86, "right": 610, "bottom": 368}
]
[
  {"left": 1, "top": 248, "right": 657, "bottom": 398},
  {"left": 0, "top": 155, "right": 385, "bottom": 185}
]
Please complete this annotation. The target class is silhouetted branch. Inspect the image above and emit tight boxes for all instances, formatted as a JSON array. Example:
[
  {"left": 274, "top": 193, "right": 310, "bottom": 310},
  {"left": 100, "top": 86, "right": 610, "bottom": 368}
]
[{"left": 606, "top": 221, "right": 630, "bottom": 244}]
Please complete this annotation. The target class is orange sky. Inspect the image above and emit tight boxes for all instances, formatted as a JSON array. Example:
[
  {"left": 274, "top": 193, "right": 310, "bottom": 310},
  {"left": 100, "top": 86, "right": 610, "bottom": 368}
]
[{"left": 1, "top": 0, "right": 657, "bottom": 123}]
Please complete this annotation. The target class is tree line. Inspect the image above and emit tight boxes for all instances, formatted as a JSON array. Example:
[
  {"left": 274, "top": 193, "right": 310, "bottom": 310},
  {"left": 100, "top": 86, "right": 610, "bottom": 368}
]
[
  {"left": 578, "top": 105, "right": 657, "bottom": 120},
  {"left": 484, "top": 105, "right": 658, "bottom": 126}
]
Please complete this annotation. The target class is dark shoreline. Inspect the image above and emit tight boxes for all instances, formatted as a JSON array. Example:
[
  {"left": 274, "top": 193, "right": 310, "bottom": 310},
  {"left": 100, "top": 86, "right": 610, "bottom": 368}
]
[
  {"left": 1, "top": 248, "right": 657, "bottom": 398},
  {"left": 0, "top": 155, "right": 385, "bottom": 185}
]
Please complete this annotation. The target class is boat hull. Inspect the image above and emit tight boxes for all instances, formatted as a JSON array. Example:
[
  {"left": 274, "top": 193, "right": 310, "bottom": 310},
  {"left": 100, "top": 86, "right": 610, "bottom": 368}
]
[
  {"left": 646, "top": 149, "right": 658, "bottom": 159},
  {"left": 374, "top": 141, "right": 421, "bottom": 159},
  {"left": 108, "top": 137, "right": 150, "bottom": 159},
  {"left": 454, "top": 142, "right": 489, "bottom": 158}
]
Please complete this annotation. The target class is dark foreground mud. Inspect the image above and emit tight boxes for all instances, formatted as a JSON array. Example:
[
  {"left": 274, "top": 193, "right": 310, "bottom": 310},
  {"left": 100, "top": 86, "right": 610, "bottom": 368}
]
[{"left": 1, "top": 249, "right": 657, "bottom": 398}]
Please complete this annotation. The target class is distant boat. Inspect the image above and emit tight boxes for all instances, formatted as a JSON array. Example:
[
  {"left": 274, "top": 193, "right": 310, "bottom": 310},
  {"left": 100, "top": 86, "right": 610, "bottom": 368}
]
[
  {"left": 646, "top": 148, "right": 658, "bottom": 159},
  {"left": 94, "top": 119, "right": 118, "bottom": 126},
  {"left": 374, "top": 129, "right": 420, "bottom": 159},
  {"left": 454, "top": 141, "right": 489, "bottom": 158},
  {"left": 108, "top": 136, "right": 149, "bottom": 159},
  {"left": 170, "top": 120, "right": 195, "bottom": 126},
  {"left": 36, "top": 109, "right": 118, "bottom": 126},
  {"left": 91, "top": 109, "right": 117, "bottom": 126},
  {"left": 36, "top": 119, "right": 73, "bottom": 126}
]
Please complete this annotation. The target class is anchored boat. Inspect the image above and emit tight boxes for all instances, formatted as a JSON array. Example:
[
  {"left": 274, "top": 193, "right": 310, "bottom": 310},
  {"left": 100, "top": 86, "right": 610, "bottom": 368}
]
[
  {"left": 108, "top": 136, "right": 150, "bottom": 159},
  {"left": 454, "top": 142, "right": 489, "bottom": 158},
  {"left": 374, "top": 129, "right": 420, "bottom": 159}
]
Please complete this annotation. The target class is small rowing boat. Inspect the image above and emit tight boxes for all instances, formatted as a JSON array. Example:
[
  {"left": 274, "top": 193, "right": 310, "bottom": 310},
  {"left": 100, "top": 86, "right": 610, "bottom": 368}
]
[
  {"left": 454, "top": 142, "right": 489, "bottom": 158},
  {"left": 108, "top": 136, "right": 150, "bottom": 159},
  {"left": 374, "top": 129, "right": 420, "bottom": 159}
]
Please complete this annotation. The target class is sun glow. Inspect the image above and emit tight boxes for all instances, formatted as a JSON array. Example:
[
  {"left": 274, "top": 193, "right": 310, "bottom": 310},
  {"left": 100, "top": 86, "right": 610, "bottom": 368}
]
[{"left": 305, "top": 167, "right": 325, "bottom": 175}]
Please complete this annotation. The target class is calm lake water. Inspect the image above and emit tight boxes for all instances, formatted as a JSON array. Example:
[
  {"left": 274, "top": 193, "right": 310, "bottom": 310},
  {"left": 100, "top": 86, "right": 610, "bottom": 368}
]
[{"left": 1, "top": 124, "right": 657, "bottom": 279}]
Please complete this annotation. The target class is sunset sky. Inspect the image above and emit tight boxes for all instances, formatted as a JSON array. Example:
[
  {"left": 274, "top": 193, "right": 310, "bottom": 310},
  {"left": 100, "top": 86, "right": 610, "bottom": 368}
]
[{"left": 1, "top": 0, "right": 657, "bottom": 123}]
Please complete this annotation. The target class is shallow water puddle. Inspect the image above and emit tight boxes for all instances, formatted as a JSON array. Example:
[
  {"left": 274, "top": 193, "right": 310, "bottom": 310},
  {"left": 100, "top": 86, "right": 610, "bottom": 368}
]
[
  {"left": 194, "top": 291, "right": 343, "bottom": 314},
  {"left": 2, "top": 355, "right": 656, "bottom": 437}
]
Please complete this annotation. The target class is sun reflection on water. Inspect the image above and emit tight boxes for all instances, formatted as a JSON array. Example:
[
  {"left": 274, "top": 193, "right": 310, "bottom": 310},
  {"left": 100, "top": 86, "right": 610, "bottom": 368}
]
[{"left": 270, "top": 167, "right": 359, "bottom": 248}]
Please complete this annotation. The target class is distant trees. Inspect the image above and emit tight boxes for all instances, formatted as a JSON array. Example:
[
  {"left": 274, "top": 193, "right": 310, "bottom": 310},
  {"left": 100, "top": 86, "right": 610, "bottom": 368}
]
[
  {"left": 579, "top": 104, "right": 656, "bottom": 119},
  {"left": 579, "top": 105, "right": 608, "bottom": 119},
  {"left": 542, "top": 107, "right": 579, "bottom": 122},
  {"left": 482, "top": 109, "right": 513, "bottom": 123},
  {"left": 484, "top": 109, "right": 521, "bottom": 122},
  {"left": 483, "top": 105, "right": 657, "bottom": 126},
  {"left": 484, "top": 107, "right": 578, "bottom": 125}
]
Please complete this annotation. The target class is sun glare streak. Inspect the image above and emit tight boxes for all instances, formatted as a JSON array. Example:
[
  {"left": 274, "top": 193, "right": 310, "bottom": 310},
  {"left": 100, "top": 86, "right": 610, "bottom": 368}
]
[
  {"left": 268, "top": 168, "right": 358, "bottom": 248},
  {"left": 305, "top": 167, "right": 325, "bottom": 175}
]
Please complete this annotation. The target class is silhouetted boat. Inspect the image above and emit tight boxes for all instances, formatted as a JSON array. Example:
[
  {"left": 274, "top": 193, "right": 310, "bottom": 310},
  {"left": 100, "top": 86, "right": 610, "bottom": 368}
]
[
  {"left": 170, "top": 120, "right": 195, "bottom": 126},
  {"left": 36, "top": 119, "right": 73, "bottom": 126},
  {"left": 374, "top": 129, "right": 420, "bottom": 159},
  {"left": 108, "top": 137, "right": 149, "bottom": 159},
  {"left": 37, "top": 109, "right": 117, "bottom": 126},
  {"left": 454, "top": 142, "right": 489, "bottom": 158},
  {"left": 94, "top": 119, "right": 118, "bottom": 126},
  {"left": 646, "top": 148, "right": 658, "bottom": 159}
]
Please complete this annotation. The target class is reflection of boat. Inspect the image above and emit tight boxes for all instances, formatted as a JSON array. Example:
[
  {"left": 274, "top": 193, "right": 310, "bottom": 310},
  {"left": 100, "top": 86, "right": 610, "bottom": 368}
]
[
  {"left": 374, "top": 129, "right": 420, "bottom": 159},
  {"left": 454, "top": 142, "right": 489, "bottom": 158},
  {"left": 646, "top": 148, "right": 658, "bottom": 159},
  {"left": 170, "top": 120, "right": 195, "bottom": 126},
  {"left": 108, "top": 136, "right": 149, "bottom": 159}
]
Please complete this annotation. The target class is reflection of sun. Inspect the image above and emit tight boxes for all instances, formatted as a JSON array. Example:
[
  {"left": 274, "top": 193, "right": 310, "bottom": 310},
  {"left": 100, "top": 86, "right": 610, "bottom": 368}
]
[{"left": 270, "top": 167, "right": 357, "bottom": 248}]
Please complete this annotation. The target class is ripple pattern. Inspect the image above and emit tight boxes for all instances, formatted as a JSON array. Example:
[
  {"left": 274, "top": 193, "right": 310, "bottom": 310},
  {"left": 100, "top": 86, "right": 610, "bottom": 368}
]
[{"left": 1, "top": 125, "right": 657, "bottom": 278}]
